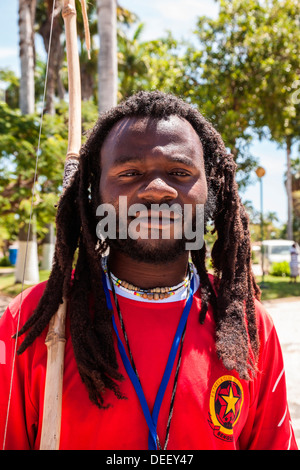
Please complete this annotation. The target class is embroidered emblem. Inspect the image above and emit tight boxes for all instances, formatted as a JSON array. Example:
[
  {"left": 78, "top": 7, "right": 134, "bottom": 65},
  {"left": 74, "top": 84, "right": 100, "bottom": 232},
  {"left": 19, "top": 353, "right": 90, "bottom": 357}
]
[{"left": 208, "top": 375, "right": 244, "bottom": 442}]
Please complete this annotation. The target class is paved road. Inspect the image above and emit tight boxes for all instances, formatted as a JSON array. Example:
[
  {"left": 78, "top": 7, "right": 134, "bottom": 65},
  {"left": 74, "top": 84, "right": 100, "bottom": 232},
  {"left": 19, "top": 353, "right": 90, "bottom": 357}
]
[
  {"left": 0, "top": 294, "right": 299, "bottom": 448},
  {"left": 0, "top": 295, "right": 12, "bottom": 318}
]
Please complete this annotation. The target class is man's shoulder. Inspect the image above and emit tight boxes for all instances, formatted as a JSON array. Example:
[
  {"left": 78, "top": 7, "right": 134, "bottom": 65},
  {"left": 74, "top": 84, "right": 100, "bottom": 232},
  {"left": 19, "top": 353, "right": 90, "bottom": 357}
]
[
  {"left": 6, "top": 281, "right": 48, "bottom": 324},
  {"left": 253, "top": 298, "right": 276, "bottom": 343},
  {"left": 206, "top": 273, "right": 275, "bottom": 339}
]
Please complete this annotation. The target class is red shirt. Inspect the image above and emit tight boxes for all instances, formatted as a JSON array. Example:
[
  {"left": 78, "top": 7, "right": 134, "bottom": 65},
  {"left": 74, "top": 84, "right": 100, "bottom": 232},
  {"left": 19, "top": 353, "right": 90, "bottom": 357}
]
[{"left": 0, "top": 279, "right": 298, "bottom": 450}]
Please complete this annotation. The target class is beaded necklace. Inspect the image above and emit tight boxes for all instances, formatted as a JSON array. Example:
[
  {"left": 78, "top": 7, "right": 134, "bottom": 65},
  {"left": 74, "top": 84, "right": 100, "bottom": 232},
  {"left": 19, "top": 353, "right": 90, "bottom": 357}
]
[{"left": 101, "top": 256, "right": 194, "bottom": 301}]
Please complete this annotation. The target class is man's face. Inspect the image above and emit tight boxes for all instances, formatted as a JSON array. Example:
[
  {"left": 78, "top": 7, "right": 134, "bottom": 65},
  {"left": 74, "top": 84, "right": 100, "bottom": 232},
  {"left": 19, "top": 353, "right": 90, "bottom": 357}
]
[{"left": 99, "top": 115, "right": 207, "bottom": 263}]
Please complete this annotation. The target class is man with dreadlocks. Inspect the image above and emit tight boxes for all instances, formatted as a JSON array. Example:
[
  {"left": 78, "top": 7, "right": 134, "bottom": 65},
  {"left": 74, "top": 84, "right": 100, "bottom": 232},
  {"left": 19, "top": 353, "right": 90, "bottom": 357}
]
[{"left": 0, "top": 91, "right": 297, "bottom": 450}]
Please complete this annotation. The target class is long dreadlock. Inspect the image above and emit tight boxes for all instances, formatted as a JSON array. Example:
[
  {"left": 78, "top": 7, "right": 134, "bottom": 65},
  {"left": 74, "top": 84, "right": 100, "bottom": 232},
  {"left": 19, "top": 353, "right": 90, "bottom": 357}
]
[{"left": 16, "top": 91, "right": 261, "bottom": 409}]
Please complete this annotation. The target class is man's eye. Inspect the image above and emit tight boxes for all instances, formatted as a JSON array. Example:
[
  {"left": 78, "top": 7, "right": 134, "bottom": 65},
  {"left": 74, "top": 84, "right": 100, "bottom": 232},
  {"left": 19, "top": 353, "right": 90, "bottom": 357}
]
[
  {"left": 169, "top": 171, "right": 190, "bottom": 176},
  {"left": 119, "top": 171, "right": 142, "bottom": 177}
]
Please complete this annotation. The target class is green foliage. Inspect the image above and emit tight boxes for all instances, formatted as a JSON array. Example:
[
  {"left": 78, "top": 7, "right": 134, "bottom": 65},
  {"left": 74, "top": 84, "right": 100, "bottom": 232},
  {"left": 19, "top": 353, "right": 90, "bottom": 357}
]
[
  {"left": 0, "top": 101, "right": 66, "bottom": 229},
  {"left": 0, "top": 98, "right": 98, "bottom": 245},
  {"left": 81, "top": 100, "right": 99, "bottom": 135},
  {"left": 176, "top": 3, "right": 263, "bottom": 186},
  {"left": 0, "top": 256, "right": 12, "bottom": 267},
  {"left": 245, "top": 203, "right": 284, "bottom": 242},
  {"left": 269, "top": 261, "right": 290, "bottom": 277},
  {"left": 178, "top": 0, "right": 300, "bottom": 188},
  {"left": 244, "top": 0, "right": 300, "bottom": 145},
  {"left": 118, "top": 26, "right": 186, "bottom": 100},
  {"left": 0, "top": 69, "right": 19, "bottom": 109},
  {"left": 256, "top": 274, "right": 300, "bottom": 300}
]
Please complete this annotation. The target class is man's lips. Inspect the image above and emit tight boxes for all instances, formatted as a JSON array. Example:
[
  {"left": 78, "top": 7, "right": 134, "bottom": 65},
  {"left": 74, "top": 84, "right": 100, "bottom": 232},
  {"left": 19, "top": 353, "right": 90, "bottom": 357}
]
[
  {"left": 130, "top": 209, "right": 181, "bottom": 220},
  {"left": 128, "top": 210, "right": 181, "bottom": 227}
]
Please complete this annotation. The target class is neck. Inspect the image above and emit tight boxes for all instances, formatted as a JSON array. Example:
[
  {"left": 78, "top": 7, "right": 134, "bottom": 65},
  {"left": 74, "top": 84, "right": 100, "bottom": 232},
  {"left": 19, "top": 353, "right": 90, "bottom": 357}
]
[{"left": 107, "top": 250, "right": 190, "bottom": 289}]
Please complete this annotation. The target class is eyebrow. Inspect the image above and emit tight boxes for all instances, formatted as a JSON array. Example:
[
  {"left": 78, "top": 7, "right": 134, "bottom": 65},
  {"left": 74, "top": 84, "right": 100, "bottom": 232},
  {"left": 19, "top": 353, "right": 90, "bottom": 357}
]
[{"left": 111, "top": 154, "right": 198, "bottom": 168}]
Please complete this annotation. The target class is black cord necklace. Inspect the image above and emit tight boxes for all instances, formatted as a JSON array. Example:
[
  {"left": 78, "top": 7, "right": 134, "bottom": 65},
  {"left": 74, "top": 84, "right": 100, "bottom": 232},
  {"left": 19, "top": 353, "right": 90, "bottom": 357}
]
[{"left": 107, "top": 263, "right": 192, "bottom": 450}]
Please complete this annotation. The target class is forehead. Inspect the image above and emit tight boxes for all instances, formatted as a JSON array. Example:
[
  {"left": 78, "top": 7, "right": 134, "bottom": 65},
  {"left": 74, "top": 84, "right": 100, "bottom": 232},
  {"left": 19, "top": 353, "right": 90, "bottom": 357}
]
[{"left": 100, "top": 115, "right": 203, "bottom": 165}]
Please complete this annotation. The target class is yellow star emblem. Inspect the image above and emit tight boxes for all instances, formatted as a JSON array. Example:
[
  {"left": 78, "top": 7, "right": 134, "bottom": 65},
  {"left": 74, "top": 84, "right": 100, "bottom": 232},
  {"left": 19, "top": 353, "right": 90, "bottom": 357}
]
[{"left": 221, "top": 385, "right": 240, "bottom": 416}]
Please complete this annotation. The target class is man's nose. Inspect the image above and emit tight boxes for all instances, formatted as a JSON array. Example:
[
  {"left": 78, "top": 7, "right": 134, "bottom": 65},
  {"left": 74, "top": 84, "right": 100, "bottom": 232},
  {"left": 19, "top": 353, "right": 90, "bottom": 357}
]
[{"left": 137, "top": 177, "right": 178, "bottom": 203}]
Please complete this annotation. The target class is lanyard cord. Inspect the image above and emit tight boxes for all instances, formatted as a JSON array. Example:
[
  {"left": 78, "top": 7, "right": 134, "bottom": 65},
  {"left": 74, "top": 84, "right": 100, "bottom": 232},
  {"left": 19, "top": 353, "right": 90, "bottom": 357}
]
[
  {"left": 104, "top": 265, "right": 194, "bottom": 450},
  {"left": 108, "top": 267, "right": 140, "bottom": 380},
  {"left": 107, "top": 263, "right": 191, "bottom": 384},
  {"left": 163, "top": 321, "right": 187, "bottom": 450}
]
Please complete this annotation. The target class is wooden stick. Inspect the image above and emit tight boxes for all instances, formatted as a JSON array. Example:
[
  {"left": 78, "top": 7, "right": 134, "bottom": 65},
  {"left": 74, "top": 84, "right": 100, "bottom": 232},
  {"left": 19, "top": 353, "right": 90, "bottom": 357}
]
[
  {"left": 39, "top": 0, "right": 82, "bottom": 450},
  {"left": 39, "top": 301, "right": 67, "bottom": 450},
  {"left": 63, "top": 0, "right": 82, "bottom": 161}
]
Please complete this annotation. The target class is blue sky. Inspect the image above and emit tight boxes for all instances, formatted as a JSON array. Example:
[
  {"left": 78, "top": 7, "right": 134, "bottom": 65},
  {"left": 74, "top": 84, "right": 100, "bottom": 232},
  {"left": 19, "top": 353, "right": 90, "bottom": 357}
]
[{"left": 0, "top": 0, "right": 294, "bottom": 225}]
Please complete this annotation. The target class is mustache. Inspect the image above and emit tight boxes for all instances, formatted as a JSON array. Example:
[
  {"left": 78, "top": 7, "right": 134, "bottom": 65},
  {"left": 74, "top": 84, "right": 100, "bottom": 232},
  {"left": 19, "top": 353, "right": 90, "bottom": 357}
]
[{"left": 128, "top": 202, "right": 183, "bottom": 220}]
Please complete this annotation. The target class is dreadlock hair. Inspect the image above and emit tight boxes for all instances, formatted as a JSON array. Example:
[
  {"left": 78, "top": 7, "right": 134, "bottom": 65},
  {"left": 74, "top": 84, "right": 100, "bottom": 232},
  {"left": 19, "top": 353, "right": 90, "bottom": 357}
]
[{"left": 16, "top": 90, "right": 261, "bottom": 409}]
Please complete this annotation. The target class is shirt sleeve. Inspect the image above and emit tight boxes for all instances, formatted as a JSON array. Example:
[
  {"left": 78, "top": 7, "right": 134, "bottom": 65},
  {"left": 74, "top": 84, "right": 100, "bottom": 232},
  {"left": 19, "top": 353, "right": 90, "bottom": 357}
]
[{"left": 238, "top": 314, "right": 298, "bottom": 450}]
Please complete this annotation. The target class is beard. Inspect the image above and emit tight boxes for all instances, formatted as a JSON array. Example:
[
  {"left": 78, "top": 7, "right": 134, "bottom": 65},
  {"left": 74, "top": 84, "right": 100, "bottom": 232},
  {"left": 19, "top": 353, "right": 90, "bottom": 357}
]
[
  {"left": 105, "top": 206, "right": 200, "bottom": 264},
  {"left": 98, "top": 184, "right": 215, "bottom": 264},
  {"left": 97, "top": 194, "right": 214, "bottom": 264},
  {"left": 107, "top": 233, "right": 187, "bottom": 264}
]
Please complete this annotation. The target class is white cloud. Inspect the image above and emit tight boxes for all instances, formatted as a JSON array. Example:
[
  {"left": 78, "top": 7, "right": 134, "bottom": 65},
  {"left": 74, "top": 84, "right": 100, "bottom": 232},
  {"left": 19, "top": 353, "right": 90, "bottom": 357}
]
[
  {"left": 0, "top": 47, "right": 19, "bottom": 74},
  {"left": 125, "top": 0, "right": 219, "bottom": 40},
  {"left": 152, "top": 0, "right": 219, "bottom": 22},
  {"left": 0, "top": 47, "right": 17, "bottom": 60}
]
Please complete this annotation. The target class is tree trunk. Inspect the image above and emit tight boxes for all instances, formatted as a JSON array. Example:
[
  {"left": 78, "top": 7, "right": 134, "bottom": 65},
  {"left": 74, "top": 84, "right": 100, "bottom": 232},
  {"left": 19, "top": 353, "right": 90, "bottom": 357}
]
[
  {"left": 286, "top": 139, "right": 293, "bottom": 240},
  {"left": 40, "top": 223, "right": 55, "bottom": 271},
  {"left": 38, "top": 1, "right": 64, "bottom": 115},
  {"left": 18, "top": 0, "right": 36, "bottom": 114},
  {"left": 97, "top": 0, "right": 118, "bottom": 112},
  {"left": 81, "top": 55, "right": 97, "bottom": 101},
  {"left": 16, "top": 0, "right": 39, "bottom": 285},
  {"left": 15, "top": 223, "right": 39, "bottom": 285}
]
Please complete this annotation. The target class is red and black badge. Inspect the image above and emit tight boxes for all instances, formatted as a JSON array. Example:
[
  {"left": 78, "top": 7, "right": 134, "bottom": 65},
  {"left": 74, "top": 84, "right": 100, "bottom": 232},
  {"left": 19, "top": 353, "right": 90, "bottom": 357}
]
[{"left": 208, "top": 376, "right": 244, "bottom": 442}]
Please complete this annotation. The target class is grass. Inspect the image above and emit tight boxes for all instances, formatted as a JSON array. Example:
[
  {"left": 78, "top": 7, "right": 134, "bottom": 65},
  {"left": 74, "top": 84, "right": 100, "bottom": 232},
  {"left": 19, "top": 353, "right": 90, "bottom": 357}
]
[
  {"left": 256, "top": 274, "right": 300, "bottom": 301},
  {"left": 0, "top": 270, "right": 50, "bottom": 298}
]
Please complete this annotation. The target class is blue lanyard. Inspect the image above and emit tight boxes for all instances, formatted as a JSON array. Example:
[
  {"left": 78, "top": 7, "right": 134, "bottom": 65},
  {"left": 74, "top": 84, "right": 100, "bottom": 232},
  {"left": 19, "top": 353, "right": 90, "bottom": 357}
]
[{"left": 102, "top": 271, "right": 195, "bottom": 450}]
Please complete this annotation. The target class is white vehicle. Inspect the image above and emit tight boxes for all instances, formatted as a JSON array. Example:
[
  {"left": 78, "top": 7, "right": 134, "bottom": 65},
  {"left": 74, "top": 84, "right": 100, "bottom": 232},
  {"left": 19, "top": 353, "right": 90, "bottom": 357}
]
[{"left": 262, "top": 239, "right": 299, "bottom": 272}]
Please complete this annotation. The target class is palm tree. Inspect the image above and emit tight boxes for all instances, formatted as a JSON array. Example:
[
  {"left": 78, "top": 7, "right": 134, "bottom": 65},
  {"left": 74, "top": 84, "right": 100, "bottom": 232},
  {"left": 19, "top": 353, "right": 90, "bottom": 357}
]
[
  {"left": 19, "top": 0, "right": 36, "bottom": 114},
  {"left": 96, "top": 0, "right": 118, "bottom": 111},
  {"left": 36, "top": 0, "right": 65, "bottom": 115},
  {"left": 15, "top": 0, "right": 39, "bottom": 284}
]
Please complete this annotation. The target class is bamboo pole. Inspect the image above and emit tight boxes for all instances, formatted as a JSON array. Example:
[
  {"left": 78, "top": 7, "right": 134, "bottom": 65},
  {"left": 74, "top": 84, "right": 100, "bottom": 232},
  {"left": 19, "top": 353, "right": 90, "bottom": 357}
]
[
  {"left": 39, "top": 0, "right": 82, "bottom": 450},
  {"left": 39, "top": 301, "right": 67, "bottom": 450},
  {"left": 63, "top": 0, "right": 81, "bottom": 162}
]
